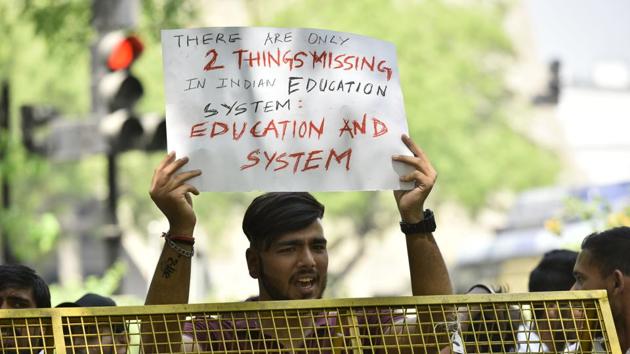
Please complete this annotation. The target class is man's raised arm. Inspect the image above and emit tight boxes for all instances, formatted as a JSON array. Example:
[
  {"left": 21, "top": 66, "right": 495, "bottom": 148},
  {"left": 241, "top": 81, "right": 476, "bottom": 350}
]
[
  {"left": 392, "top": 135, "right": 452, "bottom": 296},
  {"left": 145, "top": 152, "right": 201, "bottom": 305},
  {"left": 384, "top": 135, "right": 454, "bottom": 353},
  {"left": 142, "top": 153, "right": 200, "bottom": 353}
]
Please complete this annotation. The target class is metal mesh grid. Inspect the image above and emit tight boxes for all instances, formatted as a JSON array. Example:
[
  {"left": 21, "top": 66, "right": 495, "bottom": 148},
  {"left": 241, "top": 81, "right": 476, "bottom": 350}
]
[
  {"left": 0, "top": 290, "right": 621, "bottom": 353},
  {"left": 0, "top": 316, "right": 54, "bottom": 353}
]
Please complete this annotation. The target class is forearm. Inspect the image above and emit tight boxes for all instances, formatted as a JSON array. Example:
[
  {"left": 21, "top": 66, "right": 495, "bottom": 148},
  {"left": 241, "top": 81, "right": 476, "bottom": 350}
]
[
  {"left": 142, "top": 240, "right": 192, "bottom": 353},
  {"left": 145, "top": 240, "right": 193, "bottom": 305},
  {"left": 406, "top": 233, "right": 452, "bottom": 296}
]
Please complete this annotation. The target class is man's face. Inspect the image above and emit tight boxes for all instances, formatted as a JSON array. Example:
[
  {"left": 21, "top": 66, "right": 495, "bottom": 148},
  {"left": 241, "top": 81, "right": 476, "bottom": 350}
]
[
  {"left": 72, "top": 326, "right": 128, "bottom": 354},
  {"left": 0, "top": 287, "right": 39, "bottom": 354},
  {"left": 571, "top": 250, "right": 619, "bottom": 342},
  {"left": 571, "top": 250, "right": 610, "bottom": 292},
  {"left": 0, "top": 288, "right": 37, "bottom": 310},
  {"left": 252, "top": 220, "right": 328, "bottom": 301}
]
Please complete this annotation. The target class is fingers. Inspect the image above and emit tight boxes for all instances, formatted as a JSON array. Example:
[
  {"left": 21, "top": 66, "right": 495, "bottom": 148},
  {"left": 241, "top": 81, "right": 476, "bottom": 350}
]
[
  {"left": 184, "top": 193, "right": 193, "bottom": 207},
  {"left": 162, "top": 156, "right": 191, "bottom": 177},
  {"left": 152, "top": 153, "right": 190, "bottom": 183},
  {"left": 397, "top": 159, "right": 437, "bottom": 182},
  {"left": 151, "top": 153, "right": 201, "bottom": 197},
  {"left": 399, "top": 170, "right": 435, "bottom": 191},
  {"left": 172, "top": 170, "right": 202, "bottom": 186},
  {"left": 399, "top": 171, "right": 425, "bottom": 184},
  {"left": 171, "top": 184, "right": 200, "bottom": 198},
  {"left": 401, "top": 134, "right": 429, "bottom": 161},
  {"left": 401, "top": 134, "right": 418, "bottom": 155},
  {"left": 393, "top": 135, "right": 437, "bottom": 193},
  {"left": 155, "top": 151, "right": 176, "bottom": 172},
  {"left": 152, "top": 152, "right": 199, "bottom": 183},
  {"left": 152, "top": 152, "right": 178, "bottom": 186},
  {"left": 393, "top": 134, "right": 437, "bottom": 178},
  {"left": 151, "top": 169, "right": 201, "bottom": 196}
]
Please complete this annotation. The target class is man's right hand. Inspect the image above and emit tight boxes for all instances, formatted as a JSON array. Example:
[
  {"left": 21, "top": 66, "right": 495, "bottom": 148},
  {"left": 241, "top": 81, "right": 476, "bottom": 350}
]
[{"left": 149, "top": 152, "right": 202, "bottom": 236}]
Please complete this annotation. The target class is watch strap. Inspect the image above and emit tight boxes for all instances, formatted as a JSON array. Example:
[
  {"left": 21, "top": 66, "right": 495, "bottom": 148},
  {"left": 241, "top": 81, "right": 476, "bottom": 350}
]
[{"left": 400, "top": 209, "right": 436, "bottom": 235}]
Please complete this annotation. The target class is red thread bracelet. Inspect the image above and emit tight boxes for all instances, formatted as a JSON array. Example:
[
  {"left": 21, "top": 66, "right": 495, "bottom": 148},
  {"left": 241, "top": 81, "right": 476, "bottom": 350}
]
[{"left": 162, "top": 232, "right": 195, "bottom": 245}]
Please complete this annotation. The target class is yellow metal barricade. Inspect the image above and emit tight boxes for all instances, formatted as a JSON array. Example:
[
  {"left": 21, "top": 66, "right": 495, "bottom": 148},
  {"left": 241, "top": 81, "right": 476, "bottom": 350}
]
[{"left": 0, "top": 290, "right": 621, "bottom": 353}]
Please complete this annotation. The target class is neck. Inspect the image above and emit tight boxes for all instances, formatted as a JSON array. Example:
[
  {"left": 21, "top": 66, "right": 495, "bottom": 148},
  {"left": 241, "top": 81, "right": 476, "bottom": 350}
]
[
  {"left": 618, "top": 313, "right": 629, "bottom": 352},
  {"left": 614, "top": 292, "right": 630, "bottom": 353}
]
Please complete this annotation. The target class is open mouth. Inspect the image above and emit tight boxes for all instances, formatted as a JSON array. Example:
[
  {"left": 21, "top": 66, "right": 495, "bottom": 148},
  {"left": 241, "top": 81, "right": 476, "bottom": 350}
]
[
  {"left": 296, "top": 276, "right": 316, "bottom": 289},
  {"left": 292, "top": 272, "right": 320, "bottom": 296}
]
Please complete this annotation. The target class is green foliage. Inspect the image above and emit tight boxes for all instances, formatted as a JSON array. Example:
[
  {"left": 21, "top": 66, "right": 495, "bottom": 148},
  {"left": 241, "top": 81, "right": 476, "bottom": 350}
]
[
  {"left": 0, "top": 210, "right": 60, "bottom": 259},
  {"left": 21, "top": 0, "right": 92, "bottom": 59},
  {"left": 0, "top": 132, "right": 61, "bottom": 260},
  {"left": 0, "top": 0, "right": 199, "bottom": 264},
  {"left": 270, "top": 0, "right": 559, "bottom": 210},
  {"left": 137, "top": 0, "right": 200, "bottom": 112},
  {"left": 0, "top": 0, "right": 90, "bottom": 113},
  {"left": 140, "top": 0, "right": 198, "bottom": 40},
  {"left": 49, "top": 261, "right": 127, "bottom": 306}
]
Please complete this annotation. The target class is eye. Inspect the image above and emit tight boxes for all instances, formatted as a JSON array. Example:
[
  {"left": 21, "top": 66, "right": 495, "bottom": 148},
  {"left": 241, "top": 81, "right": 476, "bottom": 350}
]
[
  {"left": 312, "top": 244, "right": 327, "bottom": 252},
  {"left": 9, "top": 300, "right": 27, "bottom": 309},
  {"left": 277, "top": 247, "right": 295, "bottom": 254}
]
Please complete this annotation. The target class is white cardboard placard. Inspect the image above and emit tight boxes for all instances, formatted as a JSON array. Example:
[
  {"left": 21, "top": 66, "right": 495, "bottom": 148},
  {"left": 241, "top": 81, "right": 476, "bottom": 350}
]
[{"left": 161, "top": 27, "right": 412, "bottom": 191}]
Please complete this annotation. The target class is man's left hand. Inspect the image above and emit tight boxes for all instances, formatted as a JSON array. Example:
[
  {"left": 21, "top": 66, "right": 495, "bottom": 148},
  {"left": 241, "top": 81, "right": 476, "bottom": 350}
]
[{"left": 392, "top": 134, "right": 437, "bottom": 223}]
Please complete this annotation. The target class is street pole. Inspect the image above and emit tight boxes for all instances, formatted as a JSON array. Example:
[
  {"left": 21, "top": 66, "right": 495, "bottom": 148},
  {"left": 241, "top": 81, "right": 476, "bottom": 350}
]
[
  {"left": 0, "top": 80, "right": 17, "bottom": 264},
  {"left": 104, "top": 152, "right": 121, "bottom": 282},
  {"left": 92, "top": 0, "right": 139, "bottom": 290}
]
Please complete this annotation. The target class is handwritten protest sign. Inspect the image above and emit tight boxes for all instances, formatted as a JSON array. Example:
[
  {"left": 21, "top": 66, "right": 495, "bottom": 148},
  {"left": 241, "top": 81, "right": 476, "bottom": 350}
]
[{"left": 161, "top": 27, "right": 413, "bottom": 191}]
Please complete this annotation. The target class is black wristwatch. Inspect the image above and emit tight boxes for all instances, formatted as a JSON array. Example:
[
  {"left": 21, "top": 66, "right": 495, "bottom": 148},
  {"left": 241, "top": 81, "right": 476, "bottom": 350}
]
[{"left": 400, "top": 209, "right": 436, "bottom": 234}]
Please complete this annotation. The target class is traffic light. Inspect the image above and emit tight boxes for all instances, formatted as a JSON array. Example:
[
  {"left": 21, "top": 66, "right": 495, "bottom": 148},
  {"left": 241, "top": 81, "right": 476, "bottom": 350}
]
[
  {"left": 547, "top": 60, "right": 561, "bottom": 104},
  {"left": 20, "top": 105, "right": 59, "bottom": 155},
  {"left": 96, "top": 31, "right": 145, "bottom": 152},
  {"left": 140, "top": 112, "right": 167, "bottom": 151}
]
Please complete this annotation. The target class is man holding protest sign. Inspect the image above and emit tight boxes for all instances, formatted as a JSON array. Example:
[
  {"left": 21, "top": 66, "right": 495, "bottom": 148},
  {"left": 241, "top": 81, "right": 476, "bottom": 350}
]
[
  {"left": 143, "top": 134, "right": 452, "bottom": 352},
  {"left": 142, "top": 26, "right": 452, "bottom": 352}
]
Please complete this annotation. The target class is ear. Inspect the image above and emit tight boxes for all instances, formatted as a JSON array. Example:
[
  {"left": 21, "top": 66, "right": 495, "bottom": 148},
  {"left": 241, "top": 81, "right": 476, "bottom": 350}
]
[
  {"left": 610, "top": 269, "right": 625, "bottom": 296},
  {"left": 246, "top": 248, "right": 260, "bottom": 279}
]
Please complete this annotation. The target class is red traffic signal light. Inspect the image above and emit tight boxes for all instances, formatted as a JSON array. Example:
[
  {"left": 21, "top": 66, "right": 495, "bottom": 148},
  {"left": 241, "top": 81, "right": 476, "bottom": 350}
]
[
  {"left": 99, "top": 32, "right": 144, "bottom": 71},
  {"left": 97, "top": 32, "right": 144, "bottom": 112}
]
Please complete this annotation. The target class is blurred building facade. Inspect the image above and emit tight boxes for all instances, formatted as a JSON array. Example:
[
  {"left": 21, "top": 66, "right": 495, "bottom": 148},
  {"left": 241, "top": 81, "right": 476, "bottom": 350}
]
[{"left": 452, "top": 0, "right": 630, "bottom": 292}]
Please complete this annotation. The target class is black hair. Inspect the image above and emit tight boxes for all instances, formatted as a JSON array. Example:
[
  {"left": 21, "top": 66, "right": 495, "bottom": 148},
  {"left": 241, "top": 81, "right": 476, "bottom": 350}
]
[
  {"left": 0, "top": 264, "right": 51, "bottom": 308},
  {"left": 529, "top": 249, "right": 578, "bottom": 292},
  {"left": 242, "top": 192, "right": 325, "bottom": 250},
  {"left": 581, "top": 226, "right": 630, "bottom": 276}
]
